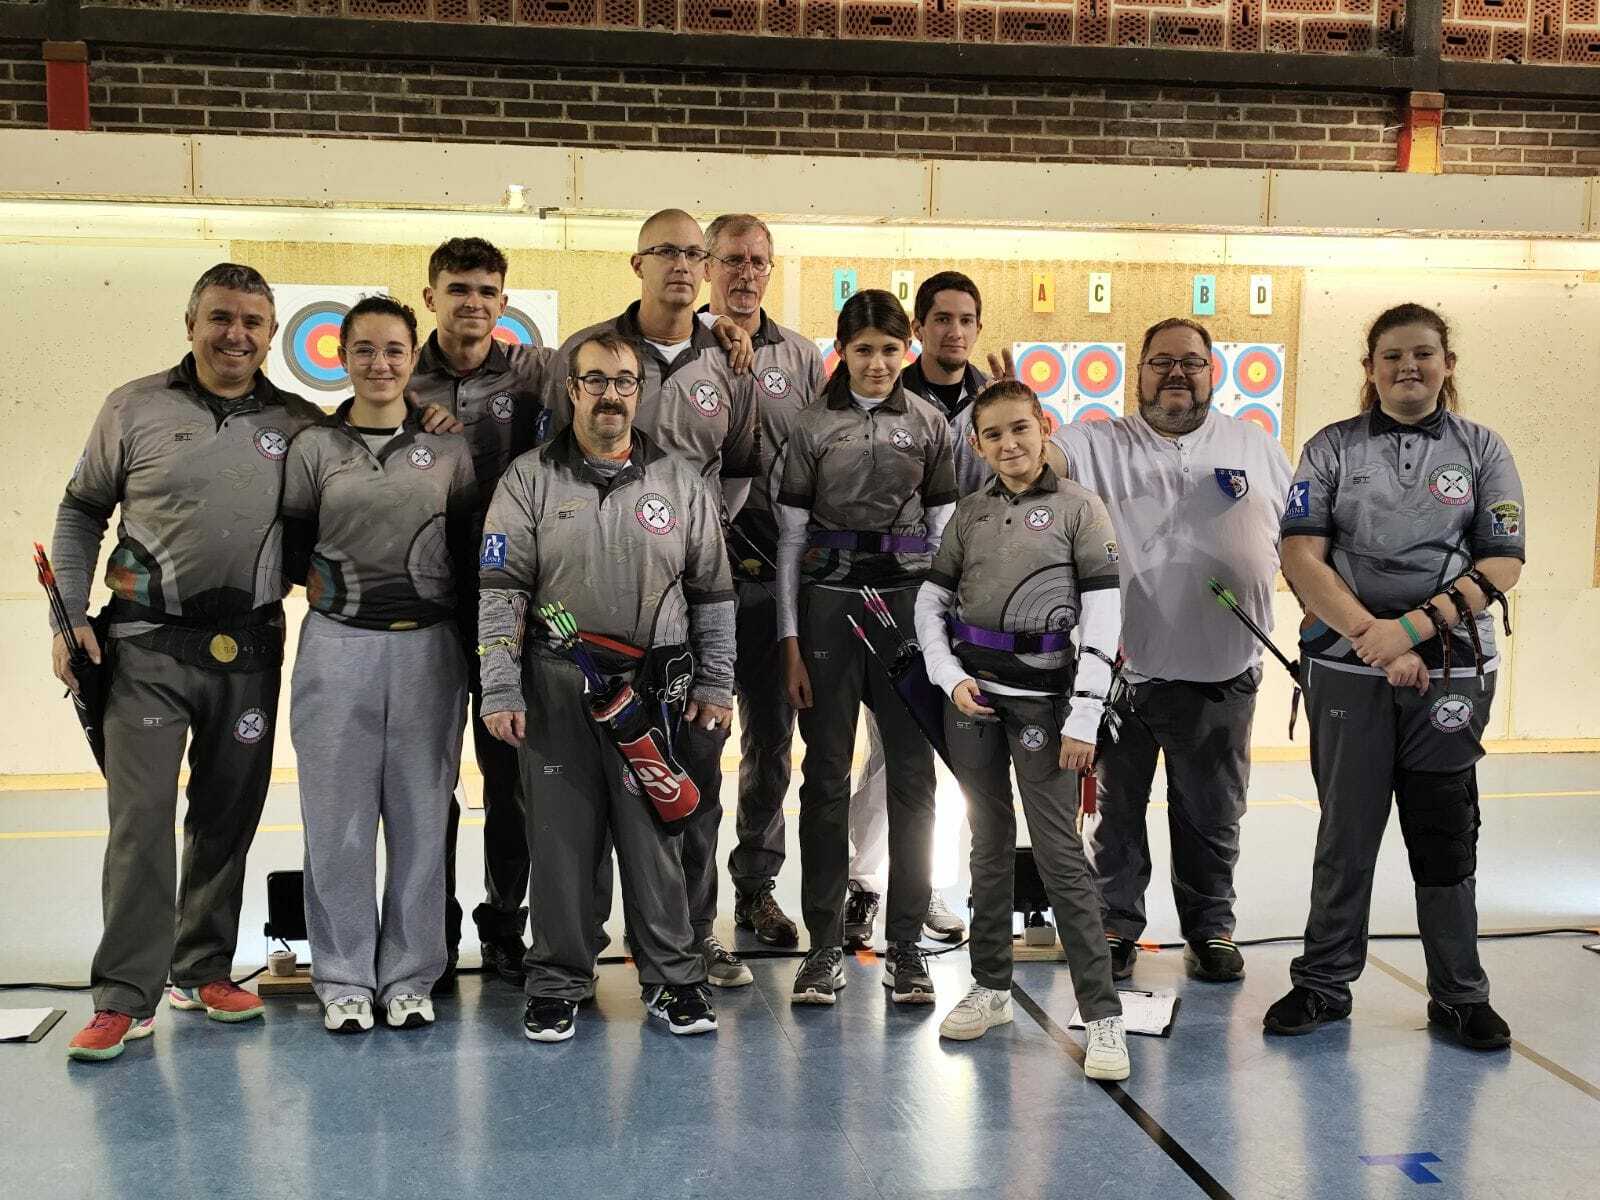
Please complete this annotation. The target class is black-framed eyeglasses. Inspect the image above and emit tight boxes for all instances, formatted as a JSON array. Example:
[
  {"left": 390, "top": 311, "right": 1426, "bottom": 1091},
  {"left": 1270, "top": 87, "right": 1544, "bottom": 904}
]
[
  {"left": 1141, "top": 355, "right": 1212, "bottom": 375},
  {"left": 572, "top": 372, "right": 642, "bottom": 397},
  {"left": 638, "top": 244, "right": 712, "bottom": 265},
  {"left": 714, "top": 254, "right": 773, "bottom": 277}
]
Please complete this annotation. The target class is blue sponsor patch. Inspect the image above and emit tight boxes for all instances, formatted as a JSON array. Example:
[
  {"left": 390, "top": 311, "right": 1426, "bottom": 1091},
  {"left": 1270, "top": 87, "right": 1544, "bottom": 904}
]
[
  {"left": 1214, "top": 467, "right": 1249, "bottom": 500},
  {"left": 480, "top": 532, "right": 508, "bottom": 569},
  {"left": 1285, "top": 480, "right": 1310, "bottom": 520}
]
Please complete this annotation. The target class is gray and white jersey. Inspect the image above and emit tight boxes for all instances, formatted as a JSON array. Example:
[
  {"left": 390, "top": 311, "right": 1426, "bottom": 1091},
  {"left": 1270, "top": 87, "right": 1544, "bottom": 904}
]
[
  {"left": 1052, "top": 410, "right": 1292, "bottom": 683},
  {"left": 56, "top": 355, "right": 324, "bottom": 631},
  {"left": 777, "top": 383, "right": 959, "bottom": 590},
  {"left": 406, "top": 333, "right": 554, "bottom": 519},
  {"left": 281, "top": 403, "right": 477, "bottom": 631},
  {"left": 724, "top": 309, "right": 827, "bottom": 579},
  {"left": 1282, "top": 405, "right": 1525, "bottom": 673},
  {"left": 476, "top": 427, "right": 736, "bottom": 714},
  {"left": 927, "top": 466, "right": 1120, "bottom": 690},
  {"left": 544, "top": 302, "right": 758, "bottom": 481}
]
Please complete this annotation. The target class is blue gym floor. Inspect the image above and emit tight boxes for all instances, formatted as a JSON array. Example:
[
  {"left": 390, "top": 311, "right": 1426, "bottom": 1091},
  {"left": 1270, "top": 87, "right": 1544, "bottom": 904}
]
[{"left": 2, "top": 753, "right": 1597, "bottom": 1199}]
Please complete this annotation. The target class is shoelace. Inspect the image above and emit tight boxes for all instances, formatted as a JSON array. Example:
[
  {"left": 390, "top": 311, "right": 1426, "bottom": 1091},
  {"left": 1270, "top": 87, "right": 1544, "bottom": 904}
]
[
  {"left": 1088, "top": 1019, "right": 1121, "bottom": 1051},
  {"left": 390, "top": 994, "right": 426, "bottom": 1012},
  {"left": 928, "top": 894, "right": 958, "bottom": 919},
  {"left": 704, "top": 936, "right": 739, "bottom": 964},
  {"left": 957, "top": 985, "right": 1000, "bottom": 1011},
  {"left": 806, "top": 947, "right": 843, "bottom": 973},
  {"left": 892, "top": 946, "right": 927, "bottom": 976},
  {"left": 87, "top": 1011, "right": 124, "bottom": 1032}
]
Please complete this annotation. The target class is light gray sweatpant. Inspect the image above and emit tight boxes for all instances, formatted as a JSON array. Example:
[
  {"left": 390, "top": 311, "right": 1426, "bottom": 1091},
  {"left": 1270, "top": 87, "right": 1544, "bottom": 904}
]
[{"left": 291, "top": 613, "right": 467, "bottom": 1007}]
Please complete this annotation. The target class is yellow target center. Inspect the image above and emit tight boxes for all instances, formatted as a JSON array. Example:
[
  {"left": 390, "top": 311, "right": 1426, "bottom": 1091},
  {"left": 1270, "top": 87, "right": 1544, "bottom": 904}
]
[
  {"left": 1086, "top": 361, "right": 1108, "bottom": 385},
  {"left": 1029, "top": 361, "right": 1050, "bottom": 383},
  {"left": 1247, "top": 362, "right": 1268, "bottom": 384},
  {"left": 316, "top": 333, "right": 339, "bottom": 360}
]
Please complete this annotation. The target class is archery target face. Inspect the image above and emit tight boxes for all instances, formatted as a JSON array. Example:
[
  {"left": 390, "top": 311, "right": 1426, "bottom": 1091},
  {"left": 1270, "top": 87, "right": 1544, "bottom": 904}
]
[
  {"left": 497, "top": 289, "right": 559, "bottom": 348},
  {"left": 268, "top": 285, "right": 388, "bottom": 395},
  {"left": 1232, "top": 345, "right": 1283, "bottom": 399},
  {"left": 492, "top": 307, "right": 541, "bottom": 347},
  {"left": 1233, "top": 402, "right": 1280, "bottom": 438},
  {"left": 1210, "top": 344, "right": 1228, "bottom": 391},
  {"left": 1015, "top": 343, "right": 1068, "bottom": 399},
  {"left": 1210, "top": 341, "right": 1286, "bottom": 434},
  {"left": 1071, "top": 343, "right": 1123, "bottom": 400}
]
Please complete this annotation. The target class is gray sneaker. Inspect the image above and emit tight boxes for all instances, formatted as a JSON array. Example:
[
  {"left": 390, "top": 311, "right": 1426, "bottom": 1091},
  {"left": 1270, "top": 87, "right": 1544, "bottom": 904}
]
[
  {"left": 701, "top": 935, "right": 753, "bottom": 988},
  {"left": 923, "top": 892, "right": 967, "bottom": 942},
  {"left": 792, "top": 947, "right": 846, "bottom": 1005}
]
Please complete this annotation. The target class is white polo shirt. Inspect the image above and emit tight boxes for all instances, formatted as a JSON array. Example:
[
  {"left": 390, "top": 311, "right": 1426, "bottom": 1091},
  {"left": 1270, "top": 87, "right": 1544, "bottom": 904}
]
[{"left": 1051, "top": 409, "right": 1292, "bottom": 683}]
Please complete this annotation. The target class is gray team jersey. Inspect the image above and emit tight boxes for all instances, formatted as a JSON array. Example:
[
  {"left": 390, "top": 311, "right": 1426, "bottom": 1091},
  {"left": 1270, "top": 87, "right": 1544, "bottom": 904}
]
[
  {"left": 1282, "top": 405, "right": 1525, "bottom": 673},
  {"left": 59, "top": 355, "right": 325, "bottom": 628},
  {"left": 282, "top": 403, "right": 477, "bottom": 631},
  {"left": 905, "top": 358, "right": 991, "bottom": 497},
  {"left": 476, "top": 426, "right": 736, "bottom": 713},
  {"left": 721, "top": 309, "right": 827, "bottom": 578},
  {"left": 777, "top": 383, "right": 959, "bottom": 590},
  {"left": 405, "top": 333, "right": 554, "bottom": 518},
  {"left": 928, "top": 466, "right": 1120, "bottom": 690},
  {"left": 544, "top": 302, "right": 757, "bottom": 481},
  {"left": 1052, "top": 409, "right": 1292, "bottom": 683}
]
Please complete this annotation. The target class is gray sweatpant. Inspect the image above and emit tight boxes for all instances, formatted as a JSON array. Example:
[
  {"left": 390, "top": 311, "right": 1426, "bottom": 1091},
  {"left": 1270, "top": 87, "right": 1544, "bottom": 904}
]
[
  {"left": 520, "top": 654, "right": 705, "bottom": 1000},
  {"left": 94, "top": 640, "right": 280, "bottom": 1018},
  {"left": 291, "top": 614, "right": 467, "bottom": 1006},
  {"left": 728, "top": 579, "right": 795, "bottom": 898},
  {"left": 794, "top": 585, "right": 934, "bottom": 948},
  {"left": 945, "top": 694, "right": 1121, "bottom": 1020},
  {"left": 1087, "top": 668, "right": 1259, "bottom": 943},
  {"left": 1291, "top": 661, "right": 1494, "bottom": 1006}
]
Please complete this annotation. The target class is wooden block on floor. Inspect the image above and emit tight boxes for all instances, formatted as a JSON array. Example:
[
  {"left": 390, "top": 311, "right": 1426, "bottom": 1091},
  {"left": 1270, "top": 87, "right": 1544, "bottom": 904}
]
[
  {"left": 257, "top": 967, "right": 314, "bottom": 997},
  {"left": 1013, "top": 935, "right": 1066, "bottom": 962}
]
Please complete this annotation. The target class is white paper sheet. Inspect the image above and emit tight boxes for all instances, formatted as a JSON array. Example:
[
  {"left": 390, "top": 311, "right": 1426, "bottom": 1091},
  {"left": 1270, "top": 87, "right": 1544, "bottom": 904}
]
[
  {"left": 0, "top": 1008, "right": 61, "bottom": 1042},
  {"left": 1069, "top": 988, "right": 1179, "bottom": 1038}
]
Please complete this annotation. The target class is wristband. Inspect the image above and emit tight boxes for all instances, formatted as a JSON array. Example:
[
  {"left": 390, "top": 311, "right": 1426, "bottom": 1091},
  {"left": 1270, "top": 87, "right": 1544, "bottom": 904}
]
[
  {"left": 1398, "top": 614, "right": 1423, "bottom": 646},
  {"left": 477, "top": 636, "right": 515, "bottom": 657}
]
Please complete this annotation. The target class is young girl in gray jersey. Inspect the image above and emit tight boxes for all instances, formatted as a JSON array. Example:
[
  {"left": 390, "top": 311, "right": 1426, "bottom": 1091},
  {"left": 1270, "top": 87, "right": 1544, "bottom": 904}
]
[
  {"left": 915, "top": 380, "right": 1130, "bottom": 1078},
  {"left": 283, "top": 296, "right": 476, "bottom": 1034},
  {"left": 1269, "top": 303, "right": 1525, "bottom": 1050},
  {"left": 776, "top": 290, "right": 959, "bottom": 1006}
]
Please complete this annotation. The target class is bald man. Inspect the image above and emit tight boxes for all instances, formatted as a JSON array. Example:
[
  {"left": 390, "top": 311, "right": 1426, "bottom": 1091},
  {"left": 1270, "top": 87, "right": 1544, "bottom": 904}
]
[{"left": 543, "top": 209, "right": 758, "bottom": 989}]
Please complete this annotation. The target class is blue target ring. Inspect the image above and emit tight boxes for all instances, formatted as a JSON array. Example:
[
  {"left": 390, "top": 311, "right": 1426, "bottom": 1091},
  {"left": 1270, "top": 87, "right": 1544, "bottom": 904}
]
[
  {"left": 1073, "top": 401, "right": 1119, "bottom": 423},
  {"left": 284, "top": 301, "right": 352, "bottom": 391},
  {"left": 493, "top": 306, "right": 543, "bottom": 348},
  {"left": 1071, "top": 344, "right": 1123, "bottom": 400},
  {"left": 1233, "top": 402, "right": 1280, "bottom": 438}
]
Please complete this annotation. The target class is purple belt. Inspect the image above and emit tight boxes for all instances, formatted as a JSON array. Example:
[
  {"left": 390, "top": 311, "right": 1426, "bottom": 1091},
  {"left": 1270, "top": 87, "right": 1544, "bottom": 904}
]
[
  {"left": 809, "top": 530, "right": 930, "bottom": 554},
  {"left": 948, "top": 617, "right": 1071, "bottom": 655}
]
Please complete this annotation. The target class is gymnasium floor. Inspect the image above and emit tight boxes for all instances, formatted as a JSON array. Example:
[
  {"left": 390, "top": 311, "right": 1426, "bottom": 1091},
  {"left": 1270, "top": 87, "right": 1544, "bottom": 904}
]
[{"left": 2, "top": 752, "right": 1596, "bottom": 1200}]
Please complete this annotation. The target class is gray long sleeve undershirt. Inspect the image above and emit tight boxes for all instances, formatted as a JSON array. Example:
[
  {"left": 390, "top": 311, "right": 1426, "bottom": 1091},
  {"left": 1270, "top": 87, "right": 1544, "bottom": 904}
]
[
  {"left": 48, "top": 502, "right": 108, "bottom": 634},
  {"left": 687, "top": 598, "right": 735, "bottom": 708}
]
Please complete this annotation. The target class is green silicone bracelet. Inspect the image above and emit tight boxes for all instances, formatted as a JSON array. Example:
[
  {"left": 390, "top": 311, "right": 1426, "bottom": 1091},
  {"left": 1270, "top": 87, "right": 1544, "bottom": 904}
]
[{"left": 1398, "top": 614, "right": 1423, "bottom": 646}]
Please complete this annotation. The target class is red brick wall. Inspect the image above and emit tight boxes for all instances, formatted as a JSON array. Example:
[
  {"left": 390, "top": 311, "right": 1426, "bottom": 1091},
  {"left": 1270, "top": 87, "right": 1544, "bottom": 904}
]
[{"left": 3, "top": 41, "right": 1600, "bottom": 176}]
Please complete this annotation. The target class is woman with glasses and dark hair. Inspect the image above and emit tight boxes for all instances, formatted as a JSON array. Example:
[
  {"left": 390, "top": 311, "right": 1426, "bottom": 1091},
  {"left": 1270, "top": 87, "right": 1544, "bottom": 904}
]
[
  {"left": 282, "top": 295, "right": 477, "bottom": 1034},
  {"left": 1267, "top": 303, "right": 1524, "bottom": 1050},
  {"left": 776, "top": 288, "right": 959, "bottom": 1007},
  {"left": 1049, "top": 317, "right": 1292, "bottom": 988}
]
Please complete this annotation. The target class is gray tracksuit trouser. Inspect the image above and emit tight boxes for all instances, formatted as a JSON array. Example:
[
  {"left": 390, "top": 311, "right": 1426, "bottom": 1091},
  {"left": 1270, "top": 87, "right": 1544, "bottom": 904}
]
[
  {"left": 727, "top": 579, "right": 795, "bottom": 898},
  {"left": 945, "top": 694, "right": 1121, "bottom": 1020},
  {"left": 94, "top": 640, "right": 280, "bottom": 1018},
  {"left": 1291, "top": 660, "right": 1494, "bottom": 1006},
  {"left": 292, "top": 614, "right": 467, "bottom": 1007}
]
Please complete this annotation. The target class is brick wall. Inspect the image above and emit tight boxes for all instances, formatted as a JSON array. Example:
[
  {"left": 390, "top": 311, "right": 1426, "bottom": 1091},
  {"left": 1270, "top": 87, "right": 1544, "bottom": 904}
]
[{"left": 3, "top": 41, "right": 1600, "bottom": 175}]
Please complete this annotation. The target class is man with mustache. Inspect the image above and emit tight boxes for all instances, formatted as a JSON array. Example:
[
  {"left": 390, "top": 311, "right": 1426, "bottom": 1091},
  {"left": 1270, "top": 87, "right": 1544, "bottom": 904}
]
[{"left": 1050, "top": 318, "right": 1292, "bottom": 985}]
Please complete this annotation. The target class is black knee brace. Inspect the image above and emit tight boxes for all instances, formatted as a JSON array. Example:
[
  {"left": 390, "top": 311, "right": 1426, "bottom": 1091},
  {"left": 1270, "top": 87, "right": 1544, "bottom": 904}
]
[{"left": 1395, "top": 767, "right": 1480, "bottom": 887}]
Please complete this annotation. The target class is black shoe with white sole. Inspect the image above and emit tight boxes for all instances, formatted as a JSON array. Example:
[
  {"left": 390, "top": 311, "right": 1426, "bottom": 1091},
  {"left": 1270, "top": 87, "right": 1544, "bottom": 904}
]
[
  {"left": 645, "top": 984, "right": 718, "bottom": 1035},
  {"left": 792, "top": 947, "right": 846, "bottom": 1005},
  {"left": 1106, "top": 934, "right": 1138, "bottom": 981},
  {"left": 844, "top": 881, "right": 880, "bottom": 952},
  {"left": 1185, "top": 937, "right": 1245, "bottom": 982},
  {"left": 523, "top": 997, "right": 577, "bottom": 1043},
  {"left": 884, "top": 941, "right": 935, "bottom": 1004}
]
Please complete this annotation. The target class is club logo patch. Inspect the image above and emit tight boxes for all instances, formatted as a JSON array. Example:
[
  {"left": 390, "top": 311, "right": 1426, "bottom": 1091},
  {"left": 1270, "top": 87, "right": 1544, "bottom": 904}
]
[
  {"left": 635, "top": 493, "right": 677, "bottom": 535},
  {"left": 489, "top": 392, "right": 515, "bottom": 423},
  {"left": 254, "top": 428, "right": 289, "bottom": 461},
  {"left": 1214, "top": 467, "right": 1249, "bottom": 500},
  {"left": 1489, "top": 501, "right": 1522, "bottom": 537},
  {"left": 408, "top": 445, "right": 436, "bottom": 470},
  {"left": 621, "top": 767, "right": 640, "bottom": 795},
  {"left": 1429, "top": 693, "right": 1474, "bottom": 734},
  {"left": 1104, "top": 540, "right": 1120, "bottom": 564},
  {"left": 1025, "top": 506, "right": 1054, "bottom": 531},
  {"left": 759, "top": 368, "right": 790, "bottom": 398},
  {"left": 1428, "top": 464, "right": 1472, "bottom": 506},
  {"left": 480, "top": 533, "right": 507, "bottom": 569},
  {"left": 1019, "top": 725, "right": 1048, "bottom": 752},
  {"left": 890, "top": 428, "right": 914, "bottom": 450},
  {"left": 233, "top": 708, "right": 268, "bottom": 745},
  {"left": 690, "top": 381, "right": 722, "bottom": 416},
  {"left": 1285, "top": 480, "right": 1310, "bottom": 520}
]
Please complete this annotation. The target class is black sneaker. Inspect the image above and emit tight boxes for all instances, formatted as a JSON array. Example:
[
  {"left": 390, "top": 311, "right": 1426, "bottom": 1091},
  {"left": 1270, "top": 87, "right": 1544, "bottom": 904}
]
[
  {"left": 734, "top": 882, "right": 800, "bottom": 948},
  {"left": 1263, "top": 985, "right": 1352, "bottom": 1036},
  {"left": 1427, "top": 1000, "right": 1511, "bottom": 1050},
  {"left": 844, "top": 880, "right": 880, "bottom": 951},
  {"left": 480, "top": 935, "right": 529, "bottom": 986},
  {"left": 1185, "top": 936, "right": 1245, "bottom": 982},
  {"left": 430, "top": 954, "right": 458, "bottom": 996},
  {"left": 645, "top": 984, "right": 718, "bottom": 1035},
  {"left": 1107, "top": 934, "right": 1138, "bottom": 981},
  {"left": 791, "top": 947, "right": 846, "bottom": 1005},
  {"left": 883, "top": 941, "right": 935, "bottom": 1004},
  {"left": 523, "top": 996, "right": 577, "bottom": 1043}
]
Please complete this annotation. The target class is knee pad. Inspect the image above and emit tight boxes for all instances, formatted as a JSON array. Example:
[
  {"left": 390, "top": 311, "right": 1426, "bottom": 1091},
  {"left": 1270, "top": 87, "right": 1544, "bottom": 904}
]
[{"left": 1395, "top": 767, "right": 1480, "bottom": 887}]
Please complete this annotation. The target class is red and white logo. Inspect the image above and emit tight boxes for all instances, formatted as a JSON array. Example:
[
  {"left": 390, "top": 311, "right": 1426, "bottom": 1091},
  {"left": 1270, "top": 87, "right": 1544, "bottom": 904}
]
[
  {"left": 1428, "top": 464, "right": 1472, "bottom": 506},
  {"left": 759, "top": 368, "right": 790, "bottom": 398},
  {"left": 635, "top": 493, "right": 677, "bottom": 535},
  {"left": 408, "top": 445, "right": 436, "bottom": 470},
  {"left": 1025, "top": 506, "right": 1053, "bottom": 531},
  {"left": 690, "top": 381, "right": 723, "bottom": 416},
  {"left": 254, "top": 428, "right": 289, "bottom": 460}
]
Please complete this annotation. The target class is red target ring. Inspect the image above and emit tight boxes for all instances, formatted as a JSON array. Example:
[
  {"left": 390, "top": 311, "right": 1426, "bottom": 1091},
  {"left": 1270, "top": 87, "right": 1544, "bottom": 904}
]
[
  {"left": 1233, "top": 346, "right": 1283, "bottom": 399},
  {"left": 1211, "top": 345, "right": 1228, "bottom": 391},
  {"left": 1233, "top": 402, "right": 1280, "bottom": 438},
  {"left": 1016, "top": 344, "right": 1067, "bottom": 398},
  {"left": 1074, "top": 402, "right": 1119, "bottom": 423},
  {"left": 1071, "top": 344, "right": 1123, "bottom": 400}
]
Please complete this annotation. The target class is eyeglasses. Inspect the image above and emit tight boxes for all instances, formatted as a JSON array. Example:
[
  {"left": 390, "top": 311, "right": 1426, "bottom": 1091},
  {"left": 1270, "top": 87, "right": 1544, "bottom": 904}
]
[
  {"left": 715, "top": 254, "right": 773, "bottom": 277},
  {"left": 1141, "top": 355, "right": 1212, "bottom": 375},
  {"left": 638, "top": 244, "right": 712, "bottom": 265},
  {"left": 572, "top": 372, "right": 642, "bottom": 397},
  {"left": 346, "top": 346, "right": 413, "bottom": 367}
]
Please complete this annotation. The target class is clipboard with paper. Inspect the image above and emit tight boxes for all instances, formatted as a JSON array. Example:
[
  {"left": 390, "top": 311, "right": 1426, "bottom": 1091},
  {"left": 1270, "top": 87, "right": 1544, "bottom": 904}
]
[{"left": 1069, "top": 988, "right": 1180, "bottom": 1038}]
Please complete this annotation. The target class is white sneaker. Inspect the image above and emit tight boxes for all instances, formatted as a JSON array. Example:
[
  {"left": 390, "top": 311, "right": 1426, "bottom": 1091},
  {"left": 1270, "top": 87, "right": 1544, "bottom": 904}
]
[
  {"left": 385, "top": 994, "right": 434, "bottom": 1029},
  {"left": 923, "top": 891, "right": 967, "bottom": 942},
  {"left": 323, "top": 995, "right": 374, "bottom": 1034},
  {"left": 1083, "top": 1014, "right": 1131, "bottom": 1080},
  {"left": 939, "top": 984, "right": 1013, "bottom": 1041}
]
